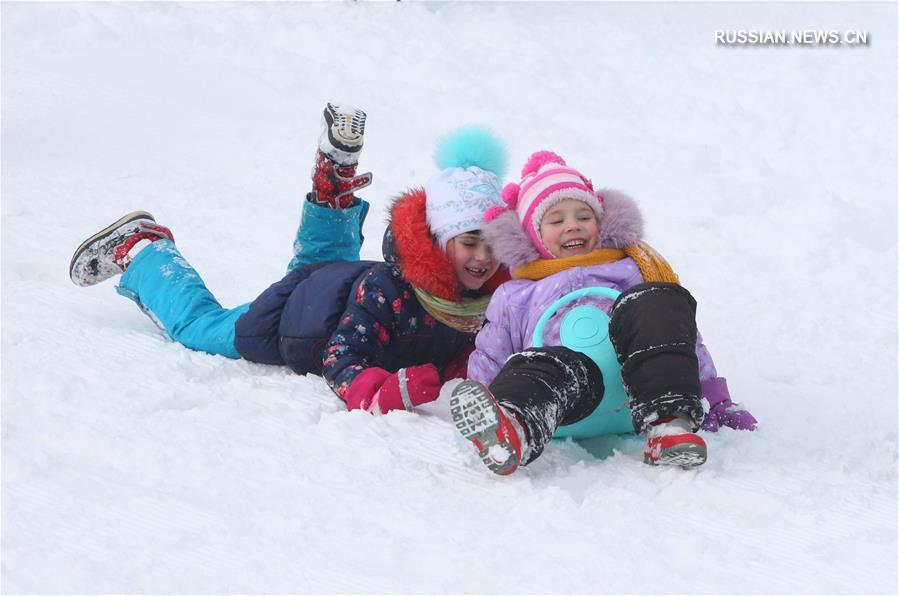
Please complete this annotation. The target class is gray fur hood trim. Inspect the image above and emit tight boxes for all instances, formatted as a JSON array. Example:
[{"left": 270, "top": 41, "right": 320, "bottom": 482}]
[{"left": 482, "top": 188, "right": 644, "bottom": 269}]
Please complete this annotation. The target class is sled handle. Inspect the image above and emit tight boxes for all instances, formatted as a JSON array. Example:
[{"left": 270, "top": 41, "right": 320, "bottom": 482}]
[{"left": 532, "top": 286, "right": 622, "bottom": 347}]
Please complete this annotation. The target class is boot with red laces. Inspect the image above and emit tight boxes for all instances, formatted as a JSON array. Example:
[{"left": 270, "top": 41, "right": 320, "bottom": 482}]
[
  {"left": 450, "top": 380, "right": 530, "bottom": 476},
  {"left": 308, "top": 102, "right": 372, "bottom": 209},
  {"left": 69, "top": 211, "right": 174, "bottom": 287},
  {"left": 644, "top": 415, "right": 707, "bottom": 468}
]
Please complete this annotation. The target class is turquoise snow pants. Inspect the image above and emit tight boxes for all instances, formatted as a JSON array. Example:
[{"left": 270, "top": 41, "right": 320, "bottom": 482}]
[{"left": 116, "top": 199, "right": 369, "bottom": 358}]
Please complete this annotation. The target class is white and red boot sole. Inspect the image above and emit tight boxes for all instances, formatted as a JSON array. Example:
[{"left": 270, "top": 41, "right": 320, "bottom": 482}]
[
  {"left": 644, "top": 433, "right": 708, "bottom": 467},
  {"left": 449, "top": 380, "right": 523, "bottom": 476}
]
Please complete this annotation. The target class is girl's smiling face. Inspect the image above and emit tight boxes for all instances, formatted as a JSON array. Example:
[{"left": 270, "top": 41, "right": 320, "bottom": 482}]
[
  {"left": 446, "top": 231, "right": 500, "bottom": 291},
  {"left": 538, "top": 199, "right": 600, "bottom": 258}
]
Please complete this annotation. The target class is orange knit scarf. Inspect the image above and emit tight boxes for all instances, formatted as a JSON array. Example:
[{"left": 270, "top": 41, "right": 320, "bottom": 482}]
[{"left": 511, "top": 241, "right": 680, "bottom": 284}]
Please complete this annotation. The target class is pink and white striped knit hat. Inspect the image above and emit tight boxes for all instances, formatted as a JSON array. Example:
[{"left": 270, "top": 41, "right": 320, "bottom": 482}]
[{"left": 484, "top": 150, "right": 603, "bottom": 259}]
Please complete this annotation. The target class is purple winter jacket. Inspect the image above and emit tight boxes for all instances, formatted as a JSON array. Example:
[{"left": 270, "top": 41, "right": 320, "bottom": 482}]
[
  {"left": 469, "top": 188, "right": 732, "bottom": 412},
  {"left": 467, "top": 257, "right": 721, "bottom": 392}
]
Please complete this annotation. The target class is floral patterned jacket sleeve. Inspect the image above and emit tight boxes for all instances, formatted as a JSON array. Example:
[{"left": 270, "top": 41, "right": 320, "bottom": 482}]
[{"left": 321, "top": 265, "right": 403, "bottom": 402}]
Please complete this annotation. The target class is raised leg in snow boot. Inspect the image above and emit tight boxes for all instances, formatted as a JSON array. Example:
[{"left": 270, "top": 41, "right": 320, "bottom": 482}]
[{"left": 308, "top": 103, "right": 372, "bottom": 209}]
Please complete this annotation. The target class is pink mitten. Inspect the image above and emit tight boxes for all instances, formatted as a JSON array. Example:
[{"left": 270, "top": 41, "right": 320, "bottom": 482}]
[{"left": 344, "top": 365, "right": 441, "bottom": 415}]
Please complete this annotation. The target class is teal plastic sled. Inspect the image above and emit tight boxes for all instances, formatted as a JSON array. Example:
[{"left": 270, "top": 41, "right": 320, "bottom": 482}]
[{"left": 531, "top": 287, "right": 636, "bottom": 439}]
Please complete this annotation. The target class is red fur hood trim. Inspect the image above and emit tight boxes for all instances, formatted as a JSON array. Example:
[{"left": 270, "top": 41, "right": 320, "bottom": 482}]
[{"left": 387, "top": 188, "right": 510, "bottom": 302}]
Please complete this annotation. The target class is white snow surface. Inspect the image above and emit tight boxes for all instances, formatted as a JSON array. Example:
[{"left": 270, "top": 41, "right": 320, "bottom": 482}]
[{"left": 2, "top": 2, "right": 897, "bottom": 593}]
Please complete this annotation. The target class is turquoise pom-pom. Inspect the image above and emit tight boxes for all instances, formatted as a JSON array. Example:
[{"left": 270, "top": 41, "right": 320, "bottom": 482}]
[{"left": 434, "top": 125, "right": 507, "bottom": 179}]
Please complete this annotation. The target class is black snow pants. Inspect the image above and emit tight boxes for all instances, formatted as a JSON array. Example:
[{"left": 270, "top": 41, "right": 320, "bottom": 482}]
[
  {"left": 490, "top": 346, "right": 604, "bottom": 465},
  {"left": 489, "top": 282, "right": 706, "bottom": 465}
]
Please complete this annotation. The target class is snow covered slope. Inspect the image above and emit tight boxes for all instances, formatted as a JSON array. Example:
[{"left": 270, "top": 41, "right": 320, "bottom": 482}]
[{"left": 2, "top": 2, "right": 896, "bottom": 593}]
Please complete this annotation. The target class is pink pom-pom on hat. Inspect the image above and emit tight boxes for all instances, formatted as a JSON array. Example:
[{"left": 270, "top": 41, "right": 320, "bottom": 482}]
[
  {"left": 506, "top": 150, "right": 604, "bottom": 259},
  {"left": 521, "top": 150, "right": 566, "bottom": 176},
  {"left": 501, "top": 182, "right": 520, "bottom": 207}
]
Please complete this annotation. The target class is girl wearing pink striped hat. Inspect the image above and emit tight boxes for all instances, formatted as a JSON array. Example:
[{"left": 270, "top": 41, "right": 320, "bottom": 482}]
[{"left": 449, "top": 150, "right": 757, "bottom": 476}]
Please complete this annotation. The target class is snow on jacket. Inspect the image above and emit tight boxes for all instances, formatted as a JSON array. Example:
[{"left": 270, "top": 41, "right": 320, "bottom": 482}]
[{"left": 469, "top": 189, "right": 723, "bottom": 402}]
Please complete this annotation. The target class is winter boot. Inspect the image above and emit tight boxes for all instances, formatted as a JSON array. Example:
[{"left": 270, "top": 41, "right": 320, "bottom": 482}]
[
  {"left": 450, "top": 380, "right": 528, "bottom": 476},
  {"left": 309, "top": 102, "right": 372, "bottom": 209},
  {"left": 320, "top": 101, "right": 366, "bottom": 163},
  {"left": 643, "top": 416, "right": 707, "bottom": 467},
  {"left": 69, "top": 211, "right": 174, "bottom": 287}
]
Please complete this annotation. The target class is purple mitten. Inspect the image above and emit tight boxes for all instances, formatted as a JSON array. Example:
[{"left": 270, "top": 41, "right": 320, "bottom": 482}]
[{"left": 701, "top": 377, "right": 758, "bottom": 431}]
